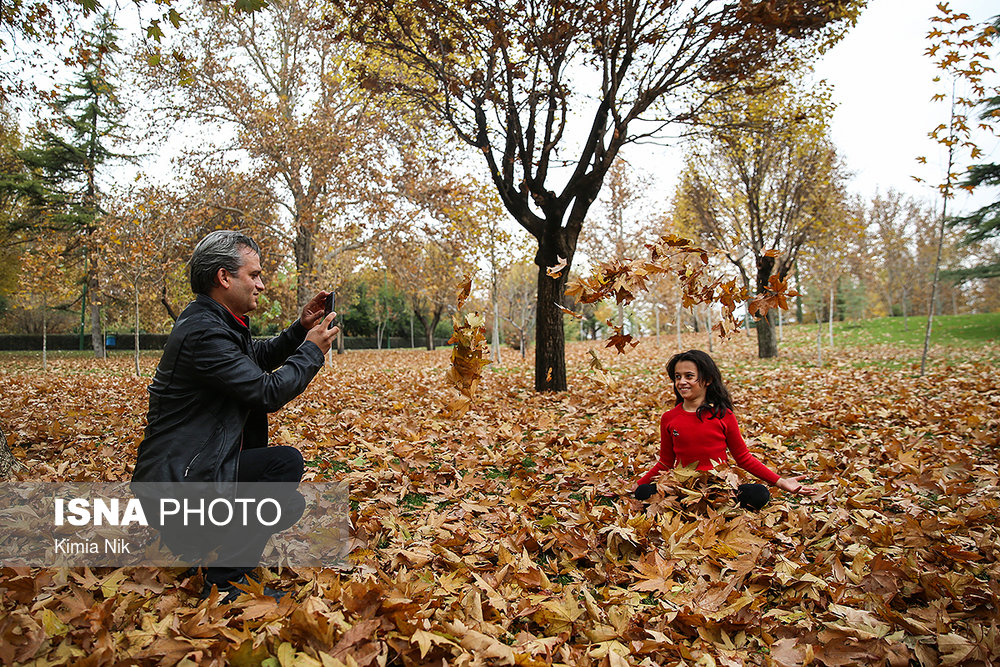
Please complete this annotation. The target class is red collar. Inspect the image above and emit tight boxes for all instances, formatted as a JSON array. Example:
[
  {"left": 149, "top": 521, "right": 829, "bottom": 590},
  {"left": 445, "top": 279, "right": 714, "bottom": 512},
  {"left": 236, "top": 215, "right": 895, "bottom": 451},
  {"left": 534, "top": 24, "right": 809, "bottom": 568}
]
[{"left": 223, "top": 305, "right": 249, "bottom": 328}]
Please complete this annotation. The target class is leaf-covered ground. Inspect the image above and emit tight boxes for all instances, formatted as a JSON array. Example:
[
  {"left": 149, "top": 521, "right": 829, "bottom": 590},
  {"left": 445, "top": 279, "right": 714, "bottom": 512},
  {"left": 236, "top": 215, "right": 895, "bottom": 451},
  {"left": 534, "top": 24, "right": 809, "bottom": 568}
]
[{"left": 1, "top": 330, "right": 998, "bottom": 666}]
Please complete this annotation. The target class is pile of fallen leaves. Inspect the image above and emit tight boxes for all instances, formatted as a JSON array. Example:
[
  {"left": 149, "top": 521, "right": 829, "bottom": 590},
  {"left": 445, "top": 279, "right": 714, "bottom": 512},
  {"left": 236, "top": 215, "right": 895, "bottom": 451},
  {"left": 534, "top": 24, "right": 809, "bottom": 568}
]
[{"left": 0, "top": 331, "right": 998, "bottom": 666}]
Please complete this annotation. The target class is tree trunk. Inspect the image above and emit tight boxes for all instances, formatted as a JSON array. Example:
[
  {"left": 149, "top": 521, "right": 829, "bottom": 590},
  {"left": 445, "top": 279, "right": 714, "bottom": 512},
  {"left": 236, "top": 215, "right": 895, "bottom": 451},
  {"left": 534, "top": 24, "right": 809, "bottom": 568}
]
[
  {"left": 828, "top": 282, "right": 835, "bottom": 348},
  {"left": 676, "top": 304, "right": 682, "bottom": 351},
  {"left": 134, "top": 280, "right": 141, "bottom": 376},
  {"left": 816, "top": 307, "right": 823, "bottom": 366},
  {"left": 534, "top": 265, "right": 568, "bottom": 391},
  {"left": 492, "top": 303, "right": 502, "bottom": 364},
  {"left": 902, "top": 285, "right": 909, "bottom": 330},
  {"left": 89, "top": 269, "right": 105, "bottom": 359},
  {"left": 490, "top": 243, "right": 502, "bottom": 365},
  {"left": 755, "top": 255, "right": 778, "bottom": 358},
  {"left": 293, "top": 224, "right": 316, "bottom": 308},
  {"left": 655, "top": 306, "right": 660, "bottom": 347},
  {"left": 42, "top": 293, "right": 48, "bottom": 372},
  {"left": 756, "top": 310, "right": 778, "bottom": 358},
  {"left": 794, "top": 263, "right": 804, "bottom": 324},
  {"left": 706, "top": 304, "right": 713, "bottom": 353}
]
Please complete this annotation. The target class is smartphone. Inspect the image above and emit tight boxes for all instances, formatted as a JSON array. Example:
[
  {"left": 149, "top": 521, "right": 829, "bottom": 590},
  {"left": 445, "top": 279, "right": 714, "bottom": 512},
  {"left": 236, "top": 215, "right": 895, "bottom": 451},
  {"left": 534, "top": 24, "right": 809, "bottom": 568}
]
[{"left": 323, "top": 292, "right": 336, "bottom": 329}]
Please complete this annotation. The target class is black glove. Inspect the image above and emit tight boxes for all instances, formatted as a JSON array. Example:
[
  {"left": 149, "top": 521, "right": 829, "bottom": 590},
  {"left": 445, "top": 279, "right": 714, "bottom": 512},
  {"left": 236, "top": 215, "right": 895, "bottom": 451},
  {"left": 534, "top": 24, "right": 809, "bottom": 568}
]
[{"left": 634, "top": 483, "right": 657, "bottom": 501}]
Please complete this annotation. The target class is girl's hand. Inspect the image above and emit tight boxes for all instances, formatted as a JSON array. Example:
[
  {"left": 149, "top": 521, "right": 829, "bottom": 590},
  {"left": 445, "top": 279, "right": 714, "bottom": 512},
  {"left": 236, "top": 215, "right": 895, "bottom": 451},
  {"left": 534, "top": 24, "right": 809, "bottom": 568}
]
[{"left": 776, "top": 475, "right": 817, "bottom": 495}]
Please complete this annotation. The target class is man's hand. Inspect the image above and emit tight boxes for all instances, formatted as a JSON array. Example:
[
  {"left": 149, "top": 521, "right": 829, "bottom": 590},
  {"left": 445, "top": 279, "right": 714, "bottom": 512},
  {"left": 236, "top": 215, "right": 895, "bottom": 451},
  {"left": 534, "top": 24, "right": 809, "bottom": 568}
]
[
  {"left": 776, "top": 475, "right": 817, "bottom": 495},
  {"left": 305, "top": 312, "right": 340, "bottom": 355},
  {"left": 300, "top": 291, "right": 331, "bottom": 330}
]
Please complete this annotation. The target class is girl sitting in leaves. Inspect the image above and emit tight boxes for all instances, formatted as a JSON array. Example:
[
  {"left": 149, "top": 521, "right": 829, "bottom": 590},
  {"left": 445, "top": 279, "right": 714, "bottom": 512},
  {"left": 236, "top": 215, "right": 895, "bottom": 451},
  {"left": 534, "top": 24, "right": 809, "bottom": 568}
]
[{"left": 634, "top": 349, "right": 816, "bottom": 510}]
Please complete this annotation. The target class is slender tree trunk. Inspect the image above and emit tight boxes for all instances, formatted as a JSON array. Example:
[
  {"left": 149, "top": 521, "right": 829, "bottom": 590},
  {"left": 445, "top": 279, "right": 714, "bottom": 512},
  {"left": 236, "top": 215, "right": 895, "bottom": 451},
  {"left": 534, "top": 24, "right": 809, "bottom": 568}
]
[
  {"left": 89, "top": 269, "right": 105, "bottom": 359},
  {"left": 676, "top": 304, "right": 682, "bottom": 351},
  {"left": 490, "top": 234, "right": 502, "bottom": 365},
  {"left": 42, "top": 293, "right": 48, "bottom": 372},
  {"left": 492, "top": 294, "right": 502, "bottom": 366},
  {"left": 655, "top": 306, "right": 660, "bottom": 347},
  {"left": 534, "top": 265, "right": 569, "bottom": 391},
  {"left": 706, "top": 304, "right": 713, "bottom": 353},
  {"left": 337, "top": 327, "right": 345, "bottom": 355},
  {"left": 828, "top": 282, "right": 835, "bottom": 348},
  {"left": 778, "top": 305, "right": 782, "bottom": 343},
  {"left": 902, "top": 285, "right": 909, "bottom": 330},
  {"left": 134, "top": 280, "right": 140, "bottom": 376},
  {"left": 816, "top": 307, "right": 823, "bottom": 366},
  {"left": 293, "top": 223, "right": 316, "bottom": 308},
  {"left": 795, "top": 263, "right": 804, "bottom": 324},
  {"left": 922, "top": 106, "right": 956, "bottom": 375}
]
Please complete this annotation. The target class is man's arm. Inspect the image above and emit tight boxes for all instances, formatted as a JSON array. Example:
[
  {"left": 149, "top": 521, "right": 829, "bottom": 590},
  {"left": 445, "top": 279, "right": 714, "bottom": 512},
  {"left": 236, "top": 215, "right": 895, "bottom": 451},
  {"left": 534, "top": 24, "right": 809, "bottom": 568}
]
[
  {"left": 194, "top": 328, "right": 325, "bottom": 413},
  {"left": 253, "top": 291, "right": 332, "bottom": 371}
]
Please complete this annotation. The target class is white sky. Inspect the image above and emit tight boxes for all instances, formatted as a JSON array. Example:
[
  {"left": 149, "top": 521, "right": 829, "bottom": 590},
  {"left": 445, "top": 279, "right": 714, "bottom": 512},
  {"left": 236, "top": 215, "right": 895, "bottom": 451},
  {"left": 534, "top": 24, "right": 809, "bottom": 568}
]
[
  {"left": 623, "top": 0, "right": 1000, "bottom": 218},
  {"left": 813, "top": 0, "right": 1000, "bottom": 214},
  {"left": 6, "top": 1, "right": 998, "bottom": 220}
]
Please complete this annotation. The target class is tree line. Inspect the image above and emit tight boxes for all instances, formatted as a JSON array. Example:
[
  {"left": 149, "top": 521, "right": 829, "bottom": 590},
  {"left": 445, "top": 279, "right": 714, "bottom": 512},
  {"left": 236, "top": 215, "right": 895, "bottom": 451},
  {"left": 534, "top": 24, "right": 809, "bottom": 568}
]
[{"left": 1, "top": 0, "right": 997, "bottom": 385}]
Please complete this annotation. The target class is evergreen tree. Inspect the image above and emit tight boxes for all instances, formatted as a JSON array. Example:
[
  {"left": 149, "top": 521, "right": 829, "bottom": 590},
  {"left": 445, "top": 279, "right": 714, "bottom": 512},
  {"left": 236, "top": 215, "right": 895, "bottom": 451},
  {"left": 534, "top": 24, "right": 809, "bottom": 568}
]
[
  {"left": 947, "top": 16, "right": 1000, "bottom": 281},
  {"left": 17, "top": 15, "right": 126, "bottom": 356}
]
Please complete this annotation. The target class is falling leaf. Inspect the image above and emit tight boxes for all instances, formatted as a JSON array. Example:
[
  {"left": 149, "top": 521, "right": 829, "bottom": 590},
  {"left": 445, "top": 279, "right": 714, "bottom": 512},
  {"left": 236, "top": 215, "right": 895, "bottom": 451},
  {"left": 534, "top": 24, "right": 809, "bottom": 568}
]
[{"left": 546, "top": 256, "right": 567, "bottom": 278}]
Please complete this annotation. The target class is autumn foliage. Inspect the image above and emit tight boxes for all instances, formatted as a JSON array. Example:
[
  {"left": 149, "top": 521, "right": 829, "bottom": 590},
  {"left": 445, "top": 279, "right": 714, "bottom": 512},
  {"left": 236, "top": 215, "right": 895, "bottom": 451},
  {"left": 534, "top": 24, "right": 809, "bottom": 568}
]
[{"left": 1, "top": 332, "right": 998, "bottom": 665}]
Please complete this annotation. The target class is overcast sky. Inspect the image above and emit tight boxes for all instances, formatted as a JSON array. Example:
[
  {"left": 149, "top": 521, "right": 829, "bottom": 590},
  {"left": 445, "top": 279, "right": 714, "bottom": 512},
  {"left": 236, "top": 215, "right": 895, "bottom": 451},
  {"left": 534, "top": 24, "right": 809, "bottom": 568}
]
[
  {"left": 813, "top": 0, "right": 1000, "bottom": 215},
  {"left": 626, "top": 0, "right": 1000, "bottom": 218}
]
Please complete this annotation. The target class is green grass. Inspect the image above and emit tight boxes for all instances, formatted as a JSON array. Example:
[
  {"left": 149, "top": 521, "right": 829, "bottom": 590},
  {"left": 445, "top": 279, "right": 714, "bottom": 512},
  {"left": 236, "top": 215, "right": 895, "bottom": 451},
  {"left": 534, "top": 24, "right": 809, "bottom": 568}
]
[{"left": 787, "top": 312, "right": 998, "bottom": 349}]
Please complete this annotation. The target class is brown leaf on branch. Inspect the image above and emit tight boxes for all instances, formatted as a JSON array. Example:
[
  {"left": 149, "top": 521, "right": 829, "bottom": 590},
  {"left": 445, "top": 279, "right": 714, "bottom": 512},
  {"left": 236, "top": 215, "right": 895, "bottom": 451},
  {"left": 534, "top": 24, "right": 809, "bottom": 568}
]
[{"left": 747, "top": 274, "right": 799, "bottom": 318}]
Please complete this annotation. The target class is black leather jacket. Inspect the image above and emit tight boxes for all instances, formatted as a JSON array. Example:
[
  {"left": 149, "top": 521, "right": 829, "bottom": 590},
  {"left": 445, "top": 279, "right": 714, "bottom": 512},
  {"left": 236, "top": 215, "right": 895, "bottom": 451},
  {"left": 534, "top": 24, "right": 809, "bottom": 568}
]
[{"left": 131, "top": 295, "right": 325, "bottom": 484}]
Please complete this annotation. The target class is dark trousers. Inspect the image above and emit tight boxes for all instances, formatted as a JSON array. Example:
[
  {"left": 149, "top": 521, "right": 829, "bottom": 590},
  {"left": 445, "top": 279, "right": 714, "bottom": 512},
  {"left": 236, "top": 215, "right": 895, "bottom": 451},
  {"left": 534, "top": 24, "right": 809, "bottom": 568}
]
[
  {"left": 634, "top": 481, "right": 772, "bottom": 511},
  {"left": 735, "top": 483, "right": 770, "bottom": 512},
  {"left": 204, "top": 446, "right": 305, "bottom": 587}
]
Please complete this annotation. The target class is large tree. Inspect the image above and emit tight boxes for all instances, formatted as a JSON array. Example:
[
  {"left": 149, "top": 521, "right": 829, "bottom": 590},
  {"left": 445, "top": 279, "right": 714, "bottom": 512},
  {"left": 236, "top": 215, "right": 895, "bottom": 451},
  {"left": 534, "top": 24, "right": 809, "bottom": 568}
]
[
  {"left": 16, "top": 14, "right": 125, "bottom": 358},
  {"left": 333, "top": 0, "right": 860, "bottom": 390},
  {"left": 141, "top": 0, "right": 404, "bottom": 306},
  {"left": 675, "top": 76, "right": 846, "bottom": 358}
]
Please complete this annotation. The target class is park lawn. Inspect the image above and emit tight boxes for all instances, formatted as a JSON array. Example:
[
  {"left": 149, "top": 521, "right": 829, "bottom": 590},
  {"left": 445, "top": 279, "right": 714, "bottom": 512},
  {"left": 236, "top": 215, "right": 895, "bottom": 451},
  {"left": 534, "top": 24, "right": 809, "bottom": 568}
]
[
  {"left": 786, "top": 310, "right": 1000, "bottom": 348},
  {"left": 0, "top": 324, "right": 998, "bottom": 665}
]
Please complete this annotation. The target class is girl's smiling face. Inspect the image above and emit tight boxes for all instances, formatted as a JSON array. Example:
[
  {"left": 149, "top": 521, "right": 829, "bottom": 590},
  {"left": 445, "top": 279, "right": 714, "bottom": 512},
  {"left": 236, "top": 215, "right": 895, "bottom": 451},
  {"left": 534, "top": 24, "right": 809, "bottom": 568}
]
[{"left": 673, "top": 360, "right": 709, "bottom": 409}]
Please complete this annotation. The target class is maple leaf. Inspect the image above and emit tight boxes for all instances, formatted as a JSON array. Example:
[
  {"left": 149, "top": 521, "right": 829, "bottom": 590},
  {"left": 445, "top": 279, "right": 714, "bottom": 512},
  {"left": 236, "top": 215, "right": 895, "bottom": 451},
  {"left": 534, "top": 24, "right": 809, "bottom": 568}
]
[
  {"left": 604, "top": 320, "right": 639, "bottom": 354},
  {"left": 546, "top": 255, "right": 568, "bottom": 278},
  {"left": 588, "top": 350, "right": 618, "bottom": 390},
  {"left": 554, "top": 301, "right": 583, "bottom": 320},
  {"left": 444, "top": 280, "right": 490, "bottom": 417}
]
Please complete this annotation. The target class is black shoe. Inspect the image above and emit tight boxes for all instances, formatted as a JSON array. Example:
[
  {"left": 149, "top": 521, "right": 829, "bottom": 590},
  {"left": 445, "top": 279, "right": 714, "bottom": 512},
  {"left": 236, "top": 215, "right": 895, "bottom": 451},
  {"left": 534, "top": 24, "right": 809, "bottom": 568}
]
[
  {"left": 634, "top": 483, "right": 657, "bottom": 501},
  {"left": 200, "top": 574, "right": 288, "bottom": 604}
]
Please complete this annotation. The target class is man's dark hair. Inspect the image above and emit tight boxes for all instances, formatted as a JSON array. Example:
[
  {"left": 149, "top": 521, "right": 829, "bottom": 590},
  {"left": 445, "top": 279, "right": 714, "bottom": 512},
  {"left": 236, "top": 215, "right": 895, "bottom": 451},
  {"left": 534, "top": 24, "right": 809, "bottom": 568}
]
[
  {"left": 189, "top": 231, "right": 261, "bottom": 295},
  {"left": 666, "top": 349, "right": 734, "bottom": 420}
]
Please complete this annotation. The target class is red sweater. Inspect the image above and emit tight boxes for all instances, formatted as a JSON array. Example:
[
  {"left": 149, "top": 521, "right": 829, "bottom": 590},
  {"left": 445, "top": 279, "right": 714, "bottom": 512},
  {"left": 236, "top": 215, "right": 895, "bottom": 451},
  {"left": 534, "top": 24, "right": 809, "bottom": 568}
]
[{"left": 636, "top": 404, "right": 780, "bottom": 486}]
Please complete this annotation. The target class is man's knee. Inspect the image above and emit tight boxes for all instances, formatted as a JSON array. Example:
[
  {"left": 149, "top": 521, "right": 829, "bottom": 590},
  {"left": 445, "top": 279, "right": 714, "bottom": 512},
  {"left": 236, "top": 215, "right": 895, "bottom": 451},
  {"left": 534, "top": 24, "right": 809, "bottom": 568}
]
[{"left": 274, "top": 446, "right": 304, "bottom": 482}]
